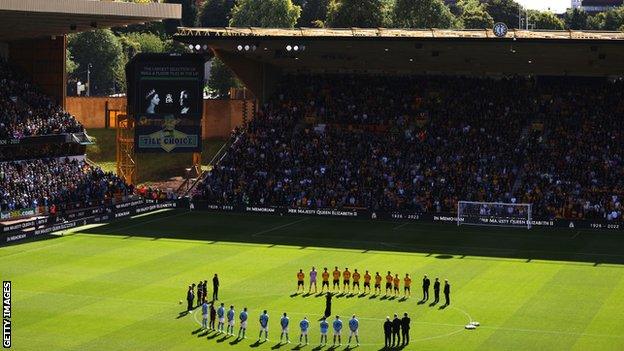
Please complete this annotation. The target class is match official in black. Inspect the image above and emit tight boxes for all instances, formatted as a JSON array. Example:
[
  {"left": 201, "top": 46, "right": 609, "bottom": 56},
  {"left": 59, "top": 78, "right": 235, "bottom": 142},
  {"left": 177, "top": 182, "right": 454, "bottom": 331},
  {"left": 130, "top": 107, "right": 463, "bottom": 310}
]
[
  {"left": 444, "top": 279, "right": 451, "bottom": 306},
  {"left": 383, "top": 317, "right": 392, "bottom": 348},
  {"left": 391, "top": 313, "right": 401, "bottom": 347},
  {"left": 212, "top": 274, "right": 219, "bottom": 300},
  {"left": 422, "top": 274, "right": 430, "bottom": 301},
  {"left": 433, "top": 277, "right": 440, "bottom": 304},
  {"left": 401, "top": 312, "right": 410, "bottom": 346}
]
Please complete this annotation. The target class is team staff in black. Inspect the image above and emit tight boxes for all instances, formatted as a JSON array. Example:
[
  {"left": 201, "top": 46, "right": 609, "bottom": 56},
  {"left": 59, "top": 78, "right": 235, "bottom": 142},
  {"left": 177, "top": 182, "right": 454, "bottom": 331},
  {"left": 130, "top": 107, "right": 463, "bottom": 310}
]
[
  {"left": 186, "top": 284, "right": 195, "bottom": 312},
  {"left": 401, "top": 312, "right": 410, "bottom": 346},
  {"left": 197, "top": 280, "right": 204, "bottom": 307},
  {"left": 444, "top": 279, "right": 451, "bottom": 306},
  {"left": 391, "top": 313, "right": 401, "bottom": 347},
  {"left": 213, "top": 274, "right": 219, "bottom": 300},
  {"left": 433, "top": 277, "right": 441, "bottom": 304},
  {"left": 383, "top": 317, "right": 393, "bottom": 348},
  {"left": 422, "top": 275, "right": 430, "bottom": 301}
]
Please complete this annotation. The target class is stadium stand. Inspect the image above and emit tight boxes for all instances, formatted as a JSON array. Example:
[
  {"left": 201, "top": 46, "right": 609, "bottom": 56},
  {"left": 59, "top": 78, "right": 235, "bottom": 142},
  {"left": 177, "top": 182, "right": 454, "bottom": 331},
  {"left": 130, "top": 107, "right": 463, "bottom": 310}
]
[
  {"left": 0, "top": 60, "right": 83, "bottom": 140},
  {"left": 0, "top": 157, "right": 132, "bottom": 212},
  {"left": 0, "top": 60, "right": 134, "bottom": 216},
  {"left": 194, "top": 74, "right": 624, "bottom": 222}
]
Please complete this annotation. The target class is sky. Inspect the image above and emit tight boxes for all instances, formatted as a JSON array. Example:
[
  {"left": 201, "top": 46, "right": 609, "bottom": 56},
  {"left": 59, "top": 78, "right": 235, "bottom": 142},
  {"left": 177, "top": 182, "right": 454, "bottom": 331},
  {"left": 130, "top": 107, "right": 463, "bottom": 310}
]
[{"left": 517, "top": 0, "right": 570, "bottom": 13}]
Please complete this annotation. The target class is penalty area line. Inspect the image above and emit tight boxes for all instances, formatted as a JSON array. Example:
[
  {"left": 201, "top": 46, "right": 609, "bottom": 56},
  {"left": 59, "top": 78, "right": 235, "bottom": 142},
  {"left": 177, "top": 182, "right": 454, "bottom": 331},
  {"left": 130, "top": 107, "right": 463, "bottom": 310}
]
[
  {"left": 392, "top": 222, "right": 410, "bottom": 230},
  {"left": 251, "top": 218, "right": 310, "bottom": 237}
]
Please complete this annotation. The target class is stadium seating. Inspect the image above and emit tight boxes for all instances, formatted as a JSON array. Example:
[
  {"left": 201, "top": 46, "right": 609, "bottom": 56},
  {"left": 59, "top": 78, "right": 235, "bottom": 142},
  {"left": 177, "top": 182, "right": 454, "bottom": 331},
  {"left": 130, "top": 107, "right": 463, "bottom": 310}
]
[
  {"left": 0, "top": 60, "right": 83, "bottom": 140},
  {"left": 0, "top": 60, "right": 133, "bottom": 215},
  {"left": 195, "top": 75, "right": 624, "bottom": 221},
  {"left": 0, "top": 157, "right": 133, "bottom": 212}
]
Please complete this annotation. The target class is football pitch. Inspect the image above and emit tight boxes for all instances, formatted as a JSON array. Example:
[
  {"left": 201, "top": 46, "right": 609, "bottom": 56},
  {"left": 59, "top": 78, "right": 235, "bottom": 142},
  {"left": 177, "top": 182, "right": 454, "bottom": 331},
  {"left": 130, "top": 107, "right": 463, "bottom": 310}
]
[{"left": 2, "top": 210, "right": 624, "bottom": 351}]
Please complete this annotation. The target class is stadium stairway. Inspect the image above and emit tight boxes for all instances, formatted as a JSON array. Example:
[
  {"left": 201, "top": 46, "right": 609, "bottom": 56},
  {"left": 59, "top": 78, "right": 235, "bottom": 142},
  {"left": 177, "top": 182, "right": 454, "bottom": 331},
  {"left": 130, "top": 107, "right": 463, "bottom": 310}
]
[{"left": 176, "top": 134, "right": 238, "bottom": 197}]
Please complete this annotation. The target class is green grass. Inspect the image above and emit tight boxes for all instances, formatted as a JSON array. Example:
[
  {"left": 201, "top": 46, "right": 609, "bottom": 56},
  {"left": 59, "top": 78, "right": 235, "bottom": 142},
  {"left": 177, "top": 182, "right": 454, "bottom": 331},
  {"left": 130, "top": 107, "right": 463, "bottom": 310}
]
[
  {"left": 2, "top": 211, "right": 624, "bottom": 350},
  {"left": 85, "top": 128, "right": 225, "bottom": 183}
]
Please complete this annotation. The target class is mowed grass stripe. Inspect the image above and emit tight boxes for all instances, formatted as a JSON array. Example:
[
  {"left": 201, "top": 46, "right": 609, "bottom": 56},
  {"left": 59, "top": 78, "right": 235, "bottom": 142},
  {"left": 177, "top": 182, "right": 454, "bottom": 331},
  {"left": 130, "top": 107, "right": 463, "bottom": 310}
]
[
  {"left": 16, "top": 239, "right": 205, "bottom": 343},
  {"left": 570, "top": 270, "right": 624, "bottom": 351},
  {"left": 456, "top": 261, "right": 561, "bottom": 350},
  {"left": 478, "top": 265, "right": 623, "bottom": 350},
  {"left": 3, "top": 211, "right": 624, "bottom": 350}
]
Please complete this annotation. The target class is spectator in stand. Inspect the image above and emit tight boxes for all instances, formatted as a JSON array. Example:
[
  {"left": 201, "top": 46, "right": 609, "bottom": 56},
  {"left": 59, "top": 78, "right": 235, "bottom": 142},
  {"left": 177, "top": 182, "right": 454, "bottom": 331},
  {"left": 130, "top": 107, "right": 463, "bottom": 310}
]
[
  {"left": 0, "top": 60, "right": 83, "bottom": 140},
  {"left": 193, "top": 74, "right": 624, "bottom": 222},
  {"left": 0, "top": 157, "right": 132, "bottom": 212}
]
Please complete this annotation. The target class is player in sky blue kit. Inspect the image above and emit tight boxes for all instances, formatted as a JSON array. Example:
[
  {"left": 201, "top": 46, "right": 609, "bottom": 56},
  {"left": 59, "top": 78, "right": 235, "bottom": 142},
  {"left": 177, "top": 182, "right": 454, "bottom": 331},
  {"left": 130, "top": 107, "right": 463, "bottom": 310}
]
[
  {"left": 237, "top": 307, "right": 248, "bottom": 339},
  {"left": 332, "top": 315, "right": 343, "bottom": 347},
  {"left": 299, "top": 316, "right": 310, "bottom": 345},
  {"left": 280, "top": 312, "right": 291, "bottom": 344},
  {"left": 258, "top": 310, "right": 269, "bottom": 342},
  {"left": 201, "top": 300, "right": 209, "bottom": 329},
  {"left": 348, "top": 314, "right": 360, "bottom": 347},
  {"left": 319, "top": 317, "right": 329, "bottom": 346},
  {"left": 217, "top": 303, "right": 225, "bottom": 333},
  {"left": 226, "top": 305, "right": 235, "bottom": 335}
]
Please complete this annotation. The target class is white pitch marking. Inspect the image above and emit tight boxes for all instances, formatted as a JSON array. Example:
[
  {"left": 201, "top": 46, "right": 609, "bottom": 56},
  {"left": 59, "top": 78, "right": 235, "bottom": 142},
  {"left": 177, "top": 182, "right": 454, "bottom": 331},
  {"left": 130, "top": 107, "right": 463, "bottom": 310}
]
[
  {"left": 392, "top": 222, "right": 410, "bottom": 230},
  {"left": 251, "top": 218, "right": 309, "bottom": 237},
  {"left": 101, "top": 209, "right": 188, "bottom": 233}
]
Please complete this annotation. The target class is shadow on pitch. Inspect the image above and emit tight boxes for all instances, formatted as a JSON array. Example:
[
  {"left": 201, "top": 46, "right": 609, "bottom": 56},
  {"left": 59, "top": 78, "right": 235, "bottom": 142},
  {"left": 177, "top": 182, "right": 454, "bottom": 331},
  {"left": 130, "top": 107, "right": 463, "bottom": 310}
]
[
  {"left": 81, "top": 210, "right": 624, "bottom": 265},
  {"left": 435, "top": 254, "right": 454, "bottom": 259},
  {"left": 249, "top": 339, "right": 267, "bottom": 348},
  {"left": 271, "top": 341, "right": 285, "bottom": 349},
  {"left": 217, "top": 335, "right": 233, "bottom": 343},
  {"left": 229, "top": 337, "right": 243, "bottom": 345}
]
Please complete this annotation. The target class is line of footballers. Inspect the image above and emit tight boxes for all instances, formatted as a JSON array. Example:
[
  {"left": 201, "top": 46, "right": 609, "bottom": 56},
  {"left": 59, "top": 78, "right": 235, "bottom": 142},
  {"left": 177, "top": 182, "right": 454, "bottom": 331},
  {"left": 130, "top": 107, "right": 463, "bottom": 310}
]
[
  {"left": 200, "top": 301, "right": 361, "bottom": 347},
  {"left": 296, "top": 267, "right": 451, "bottom": 304}
]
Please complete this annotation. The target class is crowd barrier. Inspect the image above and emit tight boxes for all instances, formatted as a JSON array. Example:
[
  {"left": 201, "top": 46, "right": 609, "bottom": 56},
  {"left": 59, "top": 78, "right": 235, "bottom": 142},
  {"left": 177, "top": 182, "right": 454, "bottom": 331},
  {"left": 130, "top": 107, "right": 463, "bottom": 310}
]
[
  {"left": 3, "top": 199, "right": 621, "bottom": 246},
  {"left": 0, "top": 199, "right": 177, "bottom": 245}
]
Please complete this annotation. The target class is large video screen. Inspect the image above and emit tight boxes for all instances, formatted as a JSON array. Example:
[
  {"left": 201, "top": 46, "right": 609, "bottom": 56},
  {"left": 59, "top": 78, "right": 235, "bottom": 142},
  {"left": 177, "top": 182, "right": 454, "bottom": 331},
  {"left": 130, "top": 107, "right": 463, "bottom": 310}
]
[{"left": 127, "top": 54, "right": 204, "bottom": 153}]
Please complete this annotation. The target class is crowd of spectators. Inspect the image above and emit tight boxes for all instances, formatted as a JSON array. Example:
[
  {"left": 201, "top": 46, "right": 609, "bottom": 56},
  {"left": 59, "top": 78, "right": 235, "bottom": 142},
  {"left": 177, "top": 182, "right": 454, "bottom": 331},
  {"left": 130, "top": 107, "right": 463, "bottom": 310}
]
[
  {"left": 0, "top": 157, "right": 133, "bottom": 212},
  {"left": 0, "top": 60, "right": 83, "bottom": 140},
  {"left": 195, "top": 74, "right": 624, "bottom": 221}
]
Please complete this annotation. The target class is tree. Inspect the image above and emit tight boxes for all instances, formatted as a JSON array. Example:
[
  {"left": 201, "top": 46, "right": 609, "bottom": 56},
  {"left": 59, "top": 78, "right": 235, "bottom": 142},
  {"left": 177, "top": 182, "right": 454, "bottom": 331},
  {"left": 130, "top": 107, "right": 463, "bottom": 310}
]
[
  {"left": 461, "top": 7, "right": 494, "bottom": 29},
  {"left": 207, "top": 58, "right": 240, "bottom": 98},
  {"left": 587, "top": 6, "right": 624, "bottom": 30},
  {"left": 123, "top": 32, "right": 167, "bottom": 54},
  {"left": 326, "top": 0, "right": 387, "bottom": 28},
  {"left": 163, "top": 0, "right": 198, "bottom": 34},
  {"left": 484, "top": 0, "right": 521, "bottom": 28},
  {"left": 563, "top": 8, "right": 589, "bottom": 30},
  {"left": 456, "top": 0, "right": 493, "bottom": 28},
  {"left": 230, "top": 0, "right": 301, "bottom": 28},
  {"left": 198, "top": 0, "right": 236, "bottom": 27},
  {"left": 66, "top": 49, "right": 78, "bottom": 75},
  {"left": 68, "top": 29, "right": 125, "bottom": 95},
  {"left": 392, "top": 0, "right": 457, "bottom": 29},
  {"left": 295, "top": 0, "right": 330, "bottom": 27},
  {"left": 529, "top": 11, "right": 564, "bottom": 30}
]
